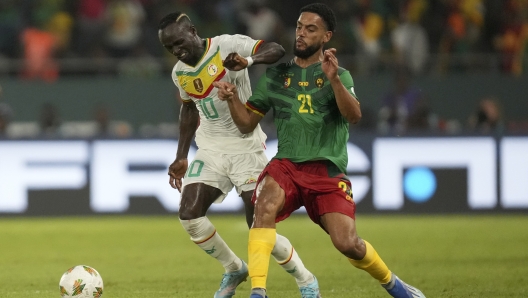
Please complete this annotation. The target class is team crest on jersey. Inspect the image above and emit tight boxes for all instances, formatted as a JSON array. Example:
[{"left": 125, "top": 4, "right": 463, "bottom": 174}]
[
  {"left": 284, "top": 77, "right": 291, "bottom": 88},
  {"left": 316, "top": 77, "right": 324, "bottom": 88},
  {"left": 207, "top": 64, "right": 218, "bottom": 76},
  {"left": 193, "top": 78, "right": 204, "bottom": 93}
]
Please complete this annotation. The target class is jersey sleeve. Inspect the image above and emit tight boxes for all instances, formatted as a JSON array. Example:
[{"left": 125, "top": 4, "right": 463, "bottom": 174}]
[
  {"left": 339, "top": 70, "right": 358, "bottom": 100},
  {"left": 171, "top": 69, "right": 192, "bottom": 102},
  {"left": 223, "top": 34, "right": 264, "bottom": 58},
  {"left": 246, "top": 73, "right": 271, "bottom": 117}
]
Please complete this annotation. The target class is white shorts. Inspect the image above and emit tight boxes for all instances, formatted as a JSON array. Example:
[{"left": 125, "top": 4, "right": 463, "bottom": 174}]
[{"left": 182, "top": 149, "right": 268, "bottom": 203}]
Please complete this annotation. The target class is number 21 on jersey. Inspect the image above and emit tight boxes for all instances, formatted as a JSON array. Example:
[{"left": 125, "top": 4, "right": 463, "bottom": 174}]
[{"left": 298, "top": 94, "right": 314, "bottom": 114}]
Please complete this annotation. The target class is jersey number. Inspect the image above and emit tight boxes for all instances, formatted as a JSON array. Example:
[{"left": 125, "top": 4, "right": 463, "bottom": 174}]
[
  {"left": 298, "top": 94, "right": 314, "bottom": 114},
  {"left": 186, "top": 160, "right": 204, "bottom": 177},
  {"left": 198, "top": 98, "right": 219, "bottom": 119}
]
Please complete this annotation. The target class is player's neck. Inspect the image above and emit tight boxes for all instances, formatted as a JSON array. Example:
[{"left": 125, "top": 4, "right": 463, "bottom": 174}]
[
  {"left": 294, "top": 52, "right": 324, "bottom": 68},
  {"left": 186, "top": 38, "right": 207, "bottom": 67}
]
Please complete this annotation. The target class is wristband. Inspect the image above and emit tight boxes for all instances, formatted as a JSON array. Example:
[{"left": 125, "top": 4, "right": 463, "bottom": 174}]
[{"left": 245, "top": 56, "right": 254, "bottom": 67}]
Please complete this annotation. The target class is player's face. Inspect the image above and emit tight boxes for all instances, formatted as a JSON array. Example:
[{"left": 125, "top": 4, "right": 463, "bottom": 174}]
[
  {"left": 159, "top": 22, "right": 201, "bottom": 65},
  {"left": 294, "top": 12, "right": 331, "bottom": 59}
]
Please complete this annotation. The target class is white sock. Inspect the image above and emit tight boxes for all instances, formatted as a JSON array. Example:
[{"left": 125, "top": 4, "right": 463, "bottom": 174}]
[
  {"left": 271, "top": 234, "right": 314, "bottom": 287},
  {"left": 180, "top": 216, "right": 242, "bottom": 273}
]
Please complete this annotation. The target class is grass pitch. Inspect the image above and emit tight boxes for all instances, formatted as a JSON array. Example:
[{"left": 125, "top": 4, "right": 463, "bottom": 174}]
[{"left": 1, "top": 214, "right": 527, "bottom": 298}]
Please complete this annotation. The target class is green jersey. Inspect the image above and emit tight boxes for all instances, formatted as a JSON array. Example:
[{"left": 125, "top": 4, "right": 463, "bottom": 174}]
[{"left": 246, "top": 60, "right": 357, "bottom": 173}]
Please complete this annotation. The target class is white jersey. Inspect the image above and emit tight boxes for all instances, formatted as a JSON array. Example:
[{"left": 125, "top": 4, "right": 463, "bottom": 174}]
[{"left": 171, "top": 34, "right": 267, "bottom": 154}]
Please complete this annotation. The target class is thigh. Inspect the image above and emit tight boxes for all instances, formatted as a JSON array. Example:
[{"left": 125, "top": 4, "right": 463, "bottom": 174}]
[
  {"left": 255, "top": 159, "right": 303, "bottom": 224},
  {"left": 182, "top": 149, "right": 234, "bottom": 203},
  {"left": 253, "top": 174, "right": 286, "bottom": 228},
  {"left": 227, "top": 150, "right": 268, "bottom": 195},
  {"left": 314, "top": 179, "right": 356, "bottom": 222},
  {"left": 179, "top": 183, "right": 224, "bottom": 220}
]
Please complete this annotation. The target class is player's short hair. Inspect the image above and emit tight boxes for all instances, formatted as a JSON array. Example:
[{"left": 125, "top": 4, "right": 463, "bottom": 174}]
[
  {"left": 299, "top": 3, "right": 336, "bottom": 33},
  {"left": 158, "top": 12, "right": 191, "bottom": 30}
]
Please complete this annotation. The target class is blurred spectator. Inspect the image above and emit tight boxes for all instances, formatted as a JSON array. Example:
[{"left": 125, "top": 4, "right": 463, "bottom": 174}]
[
  {"left": 94, "top": 103, "right": 110, "bottom": 137},
  {"left": 0, "top": 0, "right": 23, "bottom": 59},
  {"left": 437, "top": 0, "right": 486, "bottom": 72},
  {"left": 494, "top": 0, "right": 528, "bottom": 76},
  {"left": 39, "top": 102, "right": 60, "bottom": 137},
  {"left": 20, "top": 27, "right": 59, "bottom": 82},
  {"left": 46, "top": 11, "right": 74, "bottom": 57},
  {"left": 73, "top": 0, "right": 107, "bottom": 57},
  {"left": 0, "top": 85, "right": 13, "bottom": 137},
  {"left": 351, "top": 0, "right": 387, "bottom": 74},
  {"left": 103, "top": 0, "right": 145, "bottom": 58},
  {"left": 378, "top": 67, "right": 431, "bottom": 134},
  {"left": 238, "top": 0, "right": 284, "bottom": 84},
  {"left": 391, "top": 0, "right": 429, "bottom": 75},
  {"left": 239, "top": 0, "right": 283, "bottom": 42},
  {"left": 467, "top": 96, "right": 504, "bottom": 134}
]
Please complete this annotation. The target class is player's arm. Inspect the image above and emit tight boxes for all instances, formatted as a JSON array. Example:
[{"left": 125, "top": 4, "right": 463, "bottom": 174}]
[
  {"left": 168, "top": 100, "right": 199, "bottom": 191},
  {"left": 251, "top": 41, "right": 285, "bottom": 65},
  {"left": 223, "top": 41, "right": 285, "bottom": 71},
  {"left": 322, "top": 48, "right": 362, "bottom": 124},
  {"left": 213, "top": 81, "right": 263, "bottom": 134}
]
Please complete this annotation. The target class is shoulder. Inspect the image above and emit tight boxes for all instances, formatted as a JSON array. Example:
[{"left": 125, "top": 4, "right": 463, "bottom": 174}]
[
  {"left": 337, "top": 66, "right": 351, "bottom": 76},
  {"left": 171, "top": 61, "right": 186, "bottom": 77},
  {"left": 214, "top": 34, "right": 253, "bottom": 44}
]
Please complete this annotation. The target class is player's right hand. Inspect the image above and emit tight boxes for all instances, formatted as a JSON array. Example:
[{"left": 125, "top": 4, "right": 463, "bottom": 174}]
[
  {"left": 213, "top": 81, "right": 237, "bottom": 101},
  {"left": 168, "top": 158, "right": 188, "bottom": 192},
  {"left": 223, "top": 52, "right": 247, "bottom": 71}
]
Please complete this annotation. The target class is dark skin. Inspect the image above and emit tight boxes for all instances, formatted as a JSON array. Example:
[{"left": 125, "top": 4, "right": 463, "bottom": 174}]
[
  {"left": 215, "top": 12, "right": 366, "bottom": 260},
  {"left": 159, "top": 18, "right": 285, "bottom": 225}
]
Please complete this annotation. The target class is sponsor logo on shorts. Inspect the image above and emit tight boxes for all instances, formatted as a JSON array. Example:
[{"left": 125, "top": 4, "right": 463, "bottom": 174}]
[{"left": 244, "top": 178, "right": 257, "bottom": 184}]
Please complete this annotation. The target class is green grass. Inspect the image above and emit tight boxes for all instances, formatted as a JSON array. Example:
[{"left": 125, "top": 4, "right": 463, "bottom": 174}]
[{"left": 1, "top": 214, "right": 528, "bottom": 297}]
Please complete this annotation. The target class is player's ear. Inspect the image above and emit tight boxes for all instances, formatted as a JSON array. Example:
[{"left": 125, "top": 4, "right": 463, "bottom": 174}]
[
  {"left": 190, "top": 25, "right": 197, "bottom": 36},
  {"left": 323, "top": 31, "right": 332, "bottom": 43}
]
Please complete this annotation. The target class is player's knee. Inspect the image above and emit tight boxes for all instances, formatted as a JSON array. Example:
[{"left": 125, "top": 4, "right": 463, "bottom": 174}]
[
  {"left": 332, "top": 234, "right": 364, "bottom": 260},
  {"left": 178, "top": 206, "right": 202, "bottom": 220}
]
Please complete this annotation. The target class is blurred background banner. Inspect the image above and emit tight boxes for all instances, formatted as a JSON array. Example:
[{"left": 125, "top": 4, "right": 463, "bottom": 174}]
[{"left": 1, "top": 136, "right": 527, "bottom": 216}]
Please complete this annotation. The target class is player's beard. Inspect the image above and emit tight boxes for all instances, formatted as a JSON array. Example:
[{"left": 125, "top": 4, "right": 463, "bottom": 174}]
[{"left": 293, "top": 40, "right": 323, "bottom": 59}]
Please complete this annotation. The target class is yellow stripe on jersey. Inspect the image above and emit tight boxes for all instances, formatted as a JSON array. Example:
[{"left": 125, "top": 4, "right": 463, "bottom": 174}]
[
  {"left": 245, "top": 102, "right": 265, "bottom": 117},
  {"left": 176, "top": 44, "right": 225, "bottom": 99},
  {"left": 252, "top": 40, "right": 264, "bottom": 55}
]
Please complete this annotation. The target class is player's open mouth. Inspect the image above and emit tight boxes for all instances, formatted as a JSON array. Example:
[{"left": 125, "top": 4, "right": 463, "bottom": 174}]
[{"left": 177, "top": 52, "right": 187, "bottom": 59}]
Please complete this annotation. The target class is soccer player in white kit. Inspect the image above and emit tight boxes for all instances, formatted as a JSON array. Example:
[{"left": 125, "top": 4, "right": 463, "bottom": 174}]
[{"left": 158, "top": 12, "right": 321, "bottom": 298}]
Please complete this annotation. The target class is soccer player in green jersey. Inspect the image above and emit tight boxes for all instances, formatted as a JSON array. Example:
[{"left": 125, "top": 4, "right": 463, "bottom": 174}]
[
  {"left": 159, "top": 12, "right": 319, "bottom": 298},
  {"left": 214, "top": 3, "right": 426, "bottom": 298}
]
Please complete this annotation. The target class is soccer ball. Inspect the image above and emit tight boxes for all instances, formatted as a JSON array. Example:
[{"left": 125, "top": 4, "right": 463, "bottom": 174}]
[{"left": 59, "top": 265, "right": 104, "bottom": 298}]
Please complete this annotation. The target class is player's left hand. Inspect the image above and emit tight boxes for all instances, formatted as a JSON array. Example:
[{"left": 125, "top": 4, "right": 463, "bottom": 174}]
[
  {"left": 213, "top": 81, "right": 237, "bottom": 101},
  {"left": 223, "top": 52, "right": 249, "bottom": 71},
  {"left": 168, "top": 158, "right": 188, "bottom": 192},
  {"left": 322, "top": 48, "right": 339, "bottom": 80}
]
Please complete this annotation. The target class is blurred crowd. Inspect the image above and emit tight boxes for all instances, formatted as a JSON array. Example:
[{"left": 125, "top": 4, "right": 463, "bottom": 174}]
[
  {"left": 0, "top": 0, "right": 527, "bottom": 80},
  {"left": 0, "top": 0, "right": 527, "bottom": 138}
]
